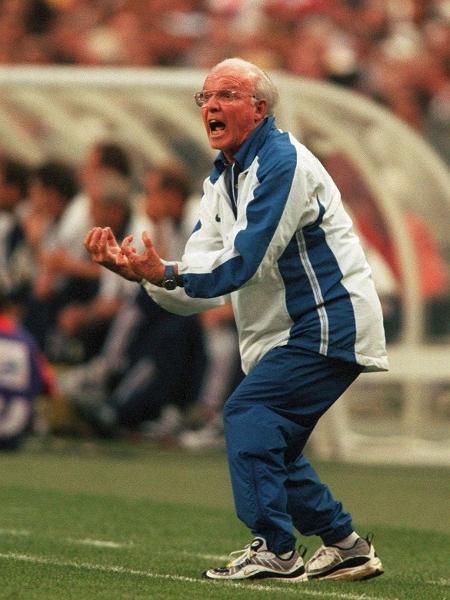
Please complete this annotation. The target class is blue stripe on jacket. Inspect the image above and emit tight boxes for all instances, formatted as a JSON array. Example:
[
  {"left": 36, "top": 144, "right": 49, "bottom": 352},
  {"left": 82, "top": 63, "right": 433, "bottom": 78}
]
[
  {"left": 302, "top": 218, "right": 357, "bottom": 360},
  {"left": 278, "top": 197, "right": 356, "bottom": 359},
  {"left": 182, "top": 122, "right": 298, "bottom": 298},
  {"left": 278, "top": 234, "right": 323, "bottom": 354}
]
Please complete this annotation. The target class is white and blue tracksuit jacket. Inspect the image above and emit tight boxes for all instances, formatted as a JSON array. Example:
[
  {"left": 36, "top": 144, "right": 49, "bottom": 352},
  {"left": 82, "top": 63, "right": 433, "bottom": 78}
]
[{"left": 143, "top": 117, "right": 388, "bottom": 375}]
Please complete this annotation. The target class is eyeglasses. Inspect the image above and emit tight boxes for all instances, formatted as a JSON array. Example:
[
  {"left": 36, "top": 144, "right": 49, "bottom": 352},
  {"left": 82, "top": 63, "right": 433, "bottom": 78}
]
[{"left": 194, "top": 89, "right": 257, "bottom": 107}]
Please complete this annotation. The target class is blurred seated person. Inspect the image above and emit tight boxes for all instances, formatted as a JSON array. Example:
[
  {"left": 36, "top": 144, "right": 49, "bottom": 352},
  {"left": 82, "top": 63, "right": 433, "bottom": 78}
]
[
  {"left": 0, "top": 287, "right": 56, "bottom": 450},
  {"left": 59, "top": 163, "right": 207, "bottom": 438},
  {"left": 30, "top": 141, "right": 136, "bottom": 356},
  {"left": 52, "top": 171, "right": 149, "bottom": 362},
  {"left": 56, "top": 140, "right": 134, "bottom": 259},
  {"left": 0, "top": 157, "right": 33, "bottom": 316},
  {"left": 178, "top": 301, "right": 243, "bottom": 451},
  {"left": 22, "top": 142, "right": 136, "bottom": 362},
  {"left": 21, "top": 160, "right": 87, "bottom": 352}
]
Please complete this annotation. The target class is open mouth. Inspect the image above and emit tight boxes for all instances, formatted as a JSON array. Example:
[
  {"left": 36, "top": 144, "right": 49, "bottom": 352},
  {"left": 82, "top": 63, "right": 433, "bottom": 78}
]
[{"left": 209, "top": 119, "right": 226, "bottom": 134}]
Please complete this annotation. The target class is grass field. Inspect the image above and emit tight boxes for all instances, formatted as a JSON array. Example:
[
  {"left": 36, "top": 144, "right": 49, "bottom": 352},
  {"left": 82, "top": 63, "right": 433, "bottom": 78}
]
[{"left": 0, "top": 440, "right": 449, "bottom": 600}]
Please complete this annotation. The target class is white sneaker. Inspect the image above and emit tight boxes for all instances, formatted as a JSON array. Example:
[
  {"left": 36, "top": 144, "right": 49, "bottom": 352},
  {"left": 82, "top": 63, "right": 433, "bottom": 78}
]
[
  {"left": 203, "top": 537, "right": 307, "bottom": 581},
  {"left": 305, "top": 534, "right": 384, "bottom": 581},
  {"left": 178, "top": 416, "right": 224, "bottom": 451},
  {"left": 141, "top": 406, "right": 182, "bottom": 442}
]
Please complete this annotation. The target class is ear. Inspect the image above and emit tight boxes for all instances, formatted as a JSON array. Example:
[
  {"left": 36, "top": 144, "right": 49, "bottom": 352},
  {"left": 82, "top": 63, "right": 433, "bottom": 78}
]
[{"left": 254, "top": 98, "right": 268, "bottom": 122}]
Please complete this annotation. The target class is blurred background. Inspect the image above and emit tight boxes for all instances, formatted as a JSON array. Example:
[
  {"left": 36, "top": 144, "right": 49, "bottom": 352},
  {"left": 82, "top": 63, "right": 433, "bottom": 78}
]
[{"left": 0, "top": 0, "right": 449, "bottom": 465}]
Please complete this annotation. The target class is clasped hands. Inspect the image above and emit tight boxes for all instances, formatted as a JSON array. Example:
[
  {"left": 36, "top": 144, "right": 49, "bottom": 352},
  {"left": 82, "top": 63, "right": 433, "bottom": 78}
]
[{"left": 84, "top": 227, "right": 165, "bottom": 285}]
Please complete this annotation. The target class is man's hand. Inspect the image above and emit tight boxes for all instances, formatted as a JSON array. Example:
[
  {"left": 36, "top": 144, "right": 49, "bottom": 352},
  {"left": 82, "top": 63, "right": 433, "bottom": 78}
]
[
  {"left": 84, "top": 227, "right": 141, "bottom": 282},
  {"left": 120, "top": 231, "right": 165, "bottom": 285}
]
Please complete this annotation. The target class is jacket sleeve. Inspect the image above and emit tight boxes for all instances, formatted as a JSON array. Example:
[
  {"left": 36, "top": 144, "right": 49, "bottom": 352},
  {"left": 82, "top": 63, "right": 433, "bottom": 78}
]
[
  {"left": 178, "top": 144, "right": 302, "bottom": 298},
  {"left": 141, "top": 278, "right": 226, "bottom": 316}
]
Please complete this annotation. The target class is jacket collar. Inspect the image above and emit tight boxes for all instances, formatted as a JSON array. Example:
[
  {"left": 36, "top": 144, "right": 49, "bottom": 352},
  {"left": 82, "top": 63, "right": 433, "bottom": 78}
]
[{"left": 210, "top": 116, "right": 275, "bottom": 183}]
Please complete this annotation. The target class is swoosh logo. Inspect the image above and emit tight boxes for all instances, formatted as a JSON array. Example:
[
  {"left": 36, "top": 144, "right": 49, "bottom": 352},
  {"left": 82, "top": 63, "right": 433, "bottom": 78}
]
[{"left": 243, "top": 566, "right": 260, "bottom": 576}]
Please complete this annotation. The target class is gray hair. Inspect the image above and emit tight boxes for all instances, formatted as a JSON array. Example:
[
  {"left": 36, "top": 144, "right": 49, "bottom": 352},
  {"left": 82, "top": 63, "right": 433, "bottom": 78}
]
[{"left": 210, "top": 57, "right": 279, "bottom": 116}]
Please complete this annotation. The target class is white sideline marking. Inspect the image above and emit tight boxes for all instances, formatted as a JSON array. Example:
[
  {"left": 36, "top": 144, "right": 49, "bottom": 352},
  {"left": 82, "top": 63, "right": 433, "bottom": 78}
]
[
  {"left": 0, "top": 528, "right": 30, "bottom": 536},
  {"left": 0, "top": 526, "right": 131, "bottom": 550},
  {"left": 0, "top": 552, "right": 398, "bottom": 600},
  {"left": 183, "top": 551, "right": 229, "bottom": 561},
  {"left": 426, "top": 578, "right": 450, "bottom": 587},
  {"left": 0, "top": 528, "right": 220, "bottom": 557},
  {"left": 0, "top": 526, "right": 224, "bottom": 557},
  {"left": 67, "top": 538, "right": 132, "bottom": 549}
]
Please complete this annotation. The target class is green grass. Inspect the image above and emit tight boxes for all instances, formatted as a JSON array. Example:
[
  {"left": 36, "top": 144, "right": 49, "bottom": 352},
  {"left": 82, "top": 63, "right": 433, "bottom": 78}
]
[{"left": 0, "top": 441, "right": 449, "bottom": 600}]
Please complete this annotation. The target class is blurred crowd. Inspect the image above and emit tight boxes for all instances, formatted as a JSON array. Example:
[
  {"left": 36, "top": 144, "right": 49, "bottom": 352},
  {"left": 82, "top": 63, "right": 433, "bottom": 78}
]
[
  {"left": 0, "top": 143, "right": 243, "bottom": 449},
  {"left": 0, "top": 0, "right": 449, "bottom": 161},
  {"left": 0, "top": 0, "right": 449, "bottom": 450}
]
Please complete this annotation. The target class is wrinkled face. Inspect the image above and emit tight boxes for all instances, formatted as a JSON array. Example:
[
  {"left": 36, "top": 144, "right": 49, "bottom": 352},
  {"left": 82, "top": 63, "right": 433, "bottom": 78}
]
[{"left": 200, "top": 67, "right": 267, "bottom": 163}]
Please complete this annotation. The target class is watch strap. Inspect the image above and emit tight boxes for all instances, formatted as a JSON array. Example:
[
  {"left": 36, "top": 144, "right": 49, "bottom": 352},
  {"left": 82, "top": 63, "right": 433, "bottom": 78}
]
[{"left": 162, "top": 264, "right": 178, "bottom": 290}]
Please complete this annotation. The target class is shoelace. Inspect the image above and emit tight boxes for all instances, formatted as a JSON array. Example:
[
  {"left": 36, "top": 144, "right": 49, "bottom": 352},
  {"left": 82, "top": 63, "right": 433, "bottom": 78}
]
[
  {"left": 308, "top": 545, "right": 340, "bottom": 569},
  {"left": 227, "top": 543, "right": 260, "bottom": 568}
]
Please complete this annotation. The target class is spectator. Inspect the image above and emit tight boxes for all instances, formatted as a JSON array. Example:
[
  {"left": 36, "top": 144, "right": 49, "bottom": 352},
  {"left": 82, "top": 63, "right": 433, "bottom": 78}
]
[
  {"left": 0, "top": 157, "right": 32, "bottom": 315},
  {"left": 178, "top": 301, "right": 243, "bottom": 451},
  {"left": 43, "top": 140, "right": 135, "bottom": 296},
  {"left": 26, "top": 141, "right": 136, "bottom": 361},
  {"left": 22, "top": 160, "right": 82, "bottom": 352},
  {"left": 0, "top": 286, "right": 55, "bottom": 450},
  {"left": 54, "top": 170, "right": 148, "bottom": 362},
  {"left": 58, "top": 140, "right": 135, "bottom": 257},
  {"left": 60, "top": 162, "right": 207, "bottom": 439},
  {"left": 0, "top": 0, "right": 448, "bottom": 162}
]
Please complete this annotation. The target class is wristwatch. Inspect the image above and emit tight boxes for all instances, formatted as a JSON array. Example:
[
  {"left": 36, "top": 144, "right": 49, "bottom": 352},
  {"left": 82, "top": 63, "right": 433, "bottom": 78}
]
[{"left": 161, "top": 264, "right": 178, "bottom": 290}]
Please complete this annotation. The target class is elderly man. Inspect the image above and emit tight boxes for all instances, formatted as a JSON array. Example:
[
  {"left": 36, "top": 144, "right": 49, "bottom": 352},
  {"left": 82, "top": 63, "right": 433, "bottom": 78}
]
[{"left": 85, "top": 58, "right": 387, "bottom": 583}]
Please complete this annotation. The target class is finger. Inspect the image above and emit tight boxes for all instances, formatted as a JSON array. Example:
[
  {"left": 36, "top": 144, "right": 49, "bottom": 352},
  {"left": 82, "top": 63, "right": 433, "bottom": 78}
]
[
  {"left": 84, "top": 229, "right": 93, "bottom": 246},
  {"left": 116, "top": 252, "right": 127, "bottom": 266},
  {"left": 121, "top": 235, "right": 136, "bottom": 255},
  {"left": 122, "top": 234, "right": 134, "bottom": 246},
  {"left": 120, "top": 235, "right": 133, "bottom": 251},
  {"left": 105, "top": 227, "right": 117, "bottom": 244},
  {"left": 100, "top": 228, "right": 110, "bottom": 245},
  {"left": 142, "top": 231, "right": 154, "bottom": 249},
  {"left": 84, "top": 227, "right": 99, "bottom": 247},
  {"left": 85, "top": 227, "right": 103, "bottom": 250}
]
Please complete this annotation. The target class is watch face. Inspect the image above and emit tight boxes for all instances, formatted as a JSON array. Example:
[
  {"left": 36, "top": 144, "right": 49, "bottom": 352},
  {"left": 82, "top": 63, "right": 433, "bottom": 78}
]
[
  {"left": 163, "top": 278, "right": 177, "bottom": 290},
  {"left": 163, "top": 265, "right": 177, "bottom": 290}
]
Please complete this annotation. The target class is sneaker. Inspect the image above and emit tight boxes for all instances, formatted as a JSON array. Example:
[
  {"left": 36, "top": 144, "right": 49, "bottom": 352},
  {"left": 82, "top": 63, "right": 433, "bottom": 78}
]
[
  {"left": 305, "top": 534, "right": 384, "bottom": 581},
  {"left": 178, "top": 416, "right": 225, "bottom": 451},
  {"left": 141, "top": 406, "right": 183, "bottom": 443},
  {"left": 203, "top": 537, "right": 307, "bottom": 581}
]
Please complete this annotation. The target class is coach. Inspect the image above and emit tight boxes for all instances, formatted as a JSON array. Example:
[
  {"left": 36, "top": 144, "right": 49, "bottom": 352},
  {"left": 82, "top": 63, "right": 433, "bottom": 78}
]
[{"left": 85, "top": 57, "right": 387, "bottom": 583}]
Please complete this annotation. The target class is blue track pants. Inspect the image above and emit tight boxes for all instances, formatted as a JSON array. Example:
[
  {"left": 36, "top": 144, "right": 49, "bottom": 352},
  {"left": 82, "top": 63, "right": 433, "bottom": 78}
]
[{"left": 223, "top": 344, "right": 363, "bottom": 554}]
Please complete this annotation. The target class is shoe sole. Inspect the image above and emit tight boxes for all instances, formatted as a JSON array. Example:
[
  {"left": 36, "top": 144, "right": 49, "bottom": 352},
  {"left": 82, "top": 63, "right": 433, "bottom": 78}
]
[
  {"left": 203, "top": 566, "right": 308, "bottom": 582},
  {"left": 267, "top": 572, "right": 308, "bottom": 582},
  {"left": 310, "top": 557, "right": 384, "bottom": 582}
]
